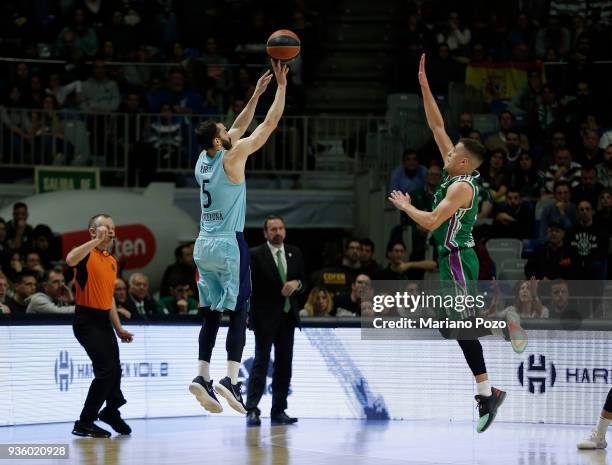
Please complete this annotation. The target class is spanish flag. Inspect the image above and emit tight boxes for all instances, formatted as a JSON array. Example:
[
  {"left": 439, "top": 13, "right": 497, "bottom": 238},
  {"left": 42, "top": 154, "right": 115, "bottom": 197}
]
[{"left": 465, "top": 63, "right": 535, "bottom": 100}]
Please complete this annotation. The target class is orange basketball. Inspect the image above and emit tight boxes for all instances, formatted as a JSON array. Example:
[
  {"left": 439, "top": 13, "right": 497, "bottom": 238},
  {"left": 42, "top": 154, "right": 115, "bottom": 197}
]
[{"left": 266, "top": 29, "right": 301, "bottom": 62}]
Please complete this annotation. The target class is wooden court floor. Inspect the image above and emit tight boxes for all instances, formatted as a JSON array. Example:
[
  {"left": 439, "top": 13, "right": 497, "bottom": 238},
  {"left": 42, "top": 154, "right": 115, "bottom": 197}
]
[{"left": 0, "top": 416, "right": 609, "bottom": 465}]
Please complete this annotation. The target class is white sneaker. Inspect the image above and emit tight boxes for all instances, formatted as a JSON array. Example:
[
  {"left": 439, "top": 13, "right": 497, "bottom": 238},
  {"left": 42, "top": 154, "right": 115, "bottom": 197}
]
[{"left": 577, "top": 429, "right": 607, "bottom": 449}]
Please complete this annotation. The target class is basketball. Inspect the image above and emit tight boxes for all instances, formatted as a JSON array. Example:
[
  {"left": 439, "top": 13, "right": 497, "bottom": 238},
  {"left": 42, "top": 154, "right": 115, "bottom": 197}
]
[{"left": 266, "top": 29, "right": 301, "bottom": 62}]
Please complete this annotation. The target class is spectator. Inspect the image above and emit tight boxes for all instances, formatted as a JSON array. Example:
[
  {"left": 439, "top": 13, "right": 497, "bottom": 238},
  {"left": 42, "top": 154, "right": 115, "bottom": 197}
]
[
  {"left": 5, "top": 270, "right": 38, "bottom": 314},
  {"left": 566, "top": 81, "right": 599, "bottom": 125},
  {"left": 113, "top": 277, "right": 131, "bottom": 320},
  {"left": 567, "top": 200, "right": 608, "bottom": 281},
  {"left": 509, "top": 70, "right": 543, "bottom": 118},
  {"left": 24, "top": 251, "right": 45, "bottom": 279},
  {"left": 436, "top": 12, "right": 471, "bottom": 60},
  {"left": 31, "top": 95, "right": 73, "bottom": 164},
  {"left": 0, "top": 272, "right": 10, "bottom": 314},
  {"left": 1, "top": 85, "right": 33, "bottom": 160},
  {"left": 31, "top": 224, "right": 59, "bottom": 269},
  {"left": 596, "top": 144, "right": 612, "bottom": 188},
  {"left": 159, "top": 242, "right": 196, "bottom": 298},
  {"left": 573, "top": 166, "right": 604, "bottom": 207},
  {"left": 55, "top": 8, "right": 99, "bottom": 58},
  {"left": 455, "top": 112, "right": 474, "bottom": 139},
  {"left": 544, "top": 148, "right": 582, "bottom": 193},
  {"left": 6, "top": 202, "right": 33, "bottom": 254},
  {"left": 388, "top": 149, "right": 427, "bottom": 195},
  {"left": 310, "top": 241, "right": 353, "bottom": 297},
  {"left": 595, "top": 189, "right": 612, "bottom": 232},
  {"left": 123, "top": 273, "right": 161, "bottom": 318},
  {"left": 159, "top": 280, "right": 199, "bottom": 315},
  {"left": 359, "top": 238, "right": 381, "bottom": 278},
  {"left": 426, "top": 43, "right": 464, "bottom": 95},
  {"left": 485, "top": 111, "right": 530, "bottom": 153},
  {"left": 468, "top": 129, "right": 482, "bottom": 141},
  {"left": 80, "top": 60, "right": 120, "bottom": 112},
  {"left": 491, "top": 189, "right": 535, "bottom": 239},
  {"left": 342, "top": 238, "right": 361, "bottom": 270},
  {"left": 45, "top": 73, "right": 82, "bottom": 109},
  {"left": 525, "top": 222, "right": 571, "bottom": 280},
  {"left": 481, "top": 148, "right": 509, "bottom": 202},
  {"left": 24, "top": 75, "right": 45, "bottom": 110},
  {"left": 540, "top": 181, "right": 577, "bottom": 238},
  {"left": 536, "top": 85, "right": 563, "bottom": 132},
  {"left": 332, "top": 274, "right": 372, "bottom": 317},
  {"left": 145, "top": 103, "right": 183, "bottom": 163},
  {"left": 149, "top": 68, "right": 205, "bottom": 114},
  {"left": 548, "top": 280, "right": 583, "bottom": 326},
  {"left": 578, "top": 129, "right": 603, "bottom": 166},
  {"left": 535, "top": 16, "right": 571, "bottom": 59},
  {"left": 199, "top": 37, "right": 229, "bottom": 90},
  {"left": 5, "top": 252, "right": 23, "bottom": 283},
  {"left": 25, "top": 267, "right": 74, "bottom": 314},
  {"left": 504, "top": 130, "right": 527, "bottom": 166},
  {"left": 299, "top": 287, "right": 333, "bottom": 317},
  {"left": 499, "top": 280, "right": 549, "bottom": 319},
  {"left": 509, "top": 152, "right": 544, "bottom": 201},
  {"left": 376, "top": 241, "right": 436, "bottom": 282}
]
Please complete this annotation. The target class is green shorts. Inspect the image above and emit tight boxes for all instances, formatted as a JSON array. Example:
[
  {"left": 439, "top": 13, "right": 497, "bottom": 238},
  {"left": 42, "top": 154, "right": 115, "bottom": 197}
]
[{"left": 438, "top": 247, "right": 480, "bottom": 321}]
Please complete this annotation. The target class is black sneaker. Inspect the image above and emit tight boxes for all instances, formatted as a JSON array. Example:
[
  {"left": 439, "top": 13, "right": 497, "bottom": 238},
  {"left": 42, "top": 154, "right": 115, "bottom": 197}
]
[
  {"left": 98, "top": 408, "right": 132, "bottom": 435},
  {"left": 189, "top": 376, "right": 223, "bottom": 413},
  {"left": 214, "top": 376, "right": 247, "bottom": 414},
  {"left": 72, "top": 420, "right": 111, "bottom": 438},
  {"left": 475, "top": 387, "right": 507, "bottom": 433}
]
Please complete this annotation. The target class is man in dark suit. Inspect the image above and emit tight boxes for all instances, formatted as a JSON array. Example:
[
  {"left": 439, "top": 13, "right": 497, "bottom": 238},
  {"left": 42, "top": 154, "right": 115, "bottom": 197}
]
[{"left": 246, "top": 215, "right": 305, "bottom": 426}]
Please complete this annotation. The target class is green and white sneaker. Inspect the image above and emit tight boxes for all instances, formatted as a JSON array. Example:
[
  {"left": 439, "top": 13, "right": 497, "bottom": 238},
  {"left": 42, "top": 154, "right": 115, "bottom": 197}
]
[{"left": 475, "top": 387, "right": 507, "bottom": 433}]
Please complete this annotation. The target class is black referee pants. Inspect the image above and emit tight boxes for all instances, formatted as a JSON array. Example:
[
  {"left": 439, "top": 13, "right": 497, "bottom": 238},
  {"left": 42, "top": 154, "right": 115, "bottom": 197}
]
[{"left": 73, "top": 307, "right": 126, "bottom": 424}]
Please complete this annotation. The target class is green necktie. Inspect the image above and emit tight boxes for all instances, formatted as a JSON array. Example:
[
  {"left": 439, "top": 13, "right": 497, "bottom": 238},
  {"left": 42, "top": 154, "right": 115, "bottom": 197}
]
[{"left": 276, "top": 249, "right": 291, "bottom": 313}]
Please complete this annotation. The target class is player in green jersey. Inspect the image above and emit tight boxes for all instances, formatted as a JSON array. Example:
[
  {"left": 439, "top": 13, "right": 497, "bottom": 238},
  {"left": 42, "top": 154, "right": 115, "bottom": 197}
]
[{"left": 389, "top": 54, "right": 527, "bottom": 433}]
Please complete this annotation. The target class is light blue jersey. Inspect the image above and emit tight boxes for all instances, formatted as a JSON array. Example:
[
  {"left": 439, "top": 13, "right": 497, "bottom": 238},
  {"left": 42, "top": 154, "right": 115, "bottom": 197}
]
[{"left": 194, "top": 149, "right": 246, "bottom": 235}]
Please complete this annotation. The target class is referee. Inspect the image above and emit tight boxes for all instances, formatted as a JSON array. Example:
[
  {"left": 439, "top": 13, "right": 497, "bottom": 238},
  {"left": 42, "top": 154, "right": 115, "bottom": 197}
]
[{"left": 67, "top": 213, "right": 134, "bottom": 438}]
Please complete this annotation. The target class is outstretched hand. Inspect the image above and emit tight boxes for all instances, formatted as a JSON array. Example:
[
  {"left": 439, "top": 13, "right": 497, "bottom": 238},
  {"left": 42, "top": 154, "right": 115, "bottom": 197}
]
[
  {"left": 388, "top": 190, "right": 412, "bottom": 212},
  {"left": 270, "top": 59, "right": 289, "bottom": 87},
  {"left": 254, "top": 70, "right": 273, "bottom": 97},
  {"left": 418, "top": 53, "right": 429, "bottom": 89}
]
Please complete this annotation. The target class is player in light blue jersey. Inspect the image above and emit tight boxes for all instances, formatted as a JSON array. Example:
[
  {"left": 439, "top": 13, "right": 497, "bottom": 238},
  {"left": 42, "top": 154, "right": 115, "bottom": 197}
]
[{"left": 189, "top": 60, "right": 290, "bottom": 415}]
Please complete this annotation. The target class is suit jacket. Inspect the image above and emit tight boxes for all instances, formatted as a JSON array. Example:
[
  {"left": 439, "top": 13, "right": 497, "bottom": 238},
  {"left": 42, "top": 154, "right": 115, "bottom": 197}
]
[{"left": 249, "top": 243, "right": 306, "bottom": 332}]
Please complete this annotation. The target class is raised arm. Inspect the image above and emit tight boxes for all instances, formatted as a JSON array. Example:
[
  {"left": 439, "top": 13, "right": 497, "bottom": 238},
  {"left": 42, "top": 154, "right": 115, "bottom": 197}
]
[
  {"left": 419, "top": 54, "right": 454, "bottom": 164},
  {"left": 224, "top": 60, "right": 288, "bottom": 174},
  {"left": 66, "top": 226, "right": 109, "bottom": 267},
  {"left": 228, "top": 70, "right": 273, "bottom": 142},
  {"left": 389, "top": 181, "right": 472, "bottom": 231}
]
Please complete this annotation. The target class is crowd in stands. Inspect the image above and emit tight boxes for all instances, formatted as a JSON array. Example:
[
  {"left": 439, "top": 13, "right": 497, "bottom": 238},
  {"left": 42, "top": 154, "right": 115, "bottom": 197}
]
[{"left": 1, "top": 198, "right": 609, "bottom": 323}]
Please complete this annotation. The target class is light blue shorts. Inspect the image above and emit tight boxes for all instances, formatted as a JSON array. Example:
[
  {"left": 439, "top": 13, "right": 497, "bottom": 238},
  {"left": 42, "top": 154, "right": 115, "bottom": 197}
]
[{"left": 193, "top": 232, "right": 251, "bottom": 312}]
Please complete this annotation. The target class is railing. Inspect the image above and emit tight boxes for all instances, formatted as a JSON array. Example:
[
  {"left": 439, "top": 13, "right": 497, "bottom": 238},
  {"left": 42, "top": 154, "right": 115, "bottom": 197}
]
[{"left": 0, "top": 108, "right": 388, "bottom": 186}]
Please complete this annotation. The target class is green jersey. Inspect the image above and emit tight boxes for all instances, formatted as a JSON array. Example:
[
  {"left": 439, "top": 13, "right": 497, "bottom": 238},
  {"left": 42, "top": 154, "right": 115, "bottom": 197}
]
[{"left": 432, "top": 170, "right": 480, "bottom": 256}]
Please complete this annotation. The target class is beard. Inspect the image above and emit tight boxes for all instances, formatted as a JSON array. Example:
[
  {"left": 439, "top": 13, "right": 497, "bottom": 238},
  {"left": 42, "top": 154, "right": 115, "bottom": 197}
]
[
  {"left": 221, "top": 138, "right": 232, "bottom": 150},
  {"left": 459, "top": 127, "right": 472, "bottom": 137}
]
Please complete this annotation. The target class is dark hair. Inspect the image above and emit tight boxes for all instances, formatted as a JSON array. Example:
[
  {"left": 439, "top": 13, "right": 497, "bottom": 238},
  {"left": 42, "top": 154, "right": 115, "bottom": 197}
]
[
  {"left": 174, "top": 243, "right": 192, "bottom": 260},
  {"left": 13, "top": 202, "right": 27, "bottom": 211},
  {"left": 43, "top": 266, "right": 64, "bottom": 283},
  {"left": 16, "top": 270, "right": 37, "bottom": 284},
  {"left": 403, "top": 148, "right": 418, "bottom": 159},
  {"left": 195, "top": 120, "right": 220, "bottom": 150},
  {"left": 33, "top": 224, "right": 53, "bottom": 240},
  {"left": 360, "top": 238, "right": 375, "bottom": 252},
  {"left": 263, "top": 215, "right": 284, "bottom": 230},
  {"left": 553, "top": 180, "right": 571, "bottom": 192},
  {"left": 88, "top": 213, "right": 112, "bottom": 229},
  {"left": 582, "top": 165, "right": 597, "bottom": 174},
  {"left": 499, "top": 110, "right": 514, "bottom": 121},
  {"left": 506, "top": 129, "right": 521, "bottom": 138},
  {"left": 386, "top": 240, "right": 406, "bottom": 254},
  {"left": 551, "top": 278, "right": 568, "bottom": 290},
  {"left": 459, "top": 138, "right": 486, "bottom": 167}
]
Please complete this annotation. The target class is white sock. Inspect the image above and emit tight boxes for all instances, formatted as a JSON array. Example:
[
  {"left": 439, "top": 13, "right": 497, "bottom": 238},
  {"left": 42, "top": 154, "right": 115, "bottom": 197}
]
[
  {"left": 198, "top": 361, "right": 210, "bottom": 382},
  {"left": 476, "top": 380, "right": 492, "bottom": 397},
  {"left": 596, "top": 417, "right": 611, "bottom": 437},
  {"left": 227, "top": 361, "right": 240, "bottom": 384}
]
